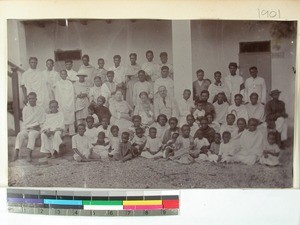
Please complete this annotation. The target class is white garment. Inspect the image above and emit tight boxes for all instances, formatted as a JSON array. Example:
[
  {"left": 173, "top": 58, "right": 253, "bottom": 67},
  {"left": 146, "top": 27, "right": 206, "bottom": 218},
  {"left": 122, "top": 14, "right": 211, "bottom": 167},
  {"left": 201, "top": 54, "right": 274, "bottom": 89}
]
[
  {"left": 207, "top": 82, "right": 230, "bottom": 103},
  {"left": 141, "top": 136, "right": 163, "bottom": 159},
  {"left": 178, "top": 98, "right": 194, "bottom": 126},
  {"left": 21, "top": 68, "right": 50, "bottom": 110},
  {"left": 43, "top": 69, "right": 60, "bottom": 100},
  {"left": 84, "top": 127, "right": 99, "bottom": 144},
  {"left": 228, "top": 104, "right": 249, "bottom": 124},
  {"left": 72, "top": 134, "right": 93, "bottom": 157},
  {"left": 244, "top": 76, "right": 267, "bottom": 104},
  {"left": 194, "top": 137, "right": 209, "bottom": 150},
  {"left": 22, "top": 105, "right": 46, "bottom": 130},
  {"left": 141, "top": 61, "right": 160, "bottom": 81},
  {"left": 101, "top": 82, "right": 116, "bottom": 104},
  {"left": 224, "top": 74, "right": 243, "bottom": 104},
  {"left": 40, "top": 131, "right": 62, "bottom": 154},
  {"left": 132, "top": 81, "right": 154, "bottom": 105},
  {"left": 108, "top": 65, "right": 127, "bottom": 85},
  {"left": 89, "top": 86, "right": 102, "bottom": 103},
  {"left": 53, "top": 79, "right": 75, "bottom": 125},
  {"left": 154, "top": 77, "right": 174, "bottom": 97},
  {"left": 66, "top": 69, "right": 78, "bottom": 82}
]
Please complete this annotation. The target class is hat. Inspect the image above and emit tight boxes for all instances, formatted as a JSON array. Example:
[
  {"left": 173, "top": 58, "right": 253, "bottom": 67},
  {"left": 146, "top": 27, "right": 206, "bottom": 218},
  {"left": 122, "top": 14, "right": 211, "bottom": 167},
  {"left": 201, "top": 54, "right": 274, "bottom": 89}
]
[
  {"left": 76, "top": 73, "right": 88, "bottom": 77},
  {"left": 228, "top": 62, "right": 237, "bottom": 67},
  {"left": 270, "top": 89, "right": 281, "bottom": 96}
]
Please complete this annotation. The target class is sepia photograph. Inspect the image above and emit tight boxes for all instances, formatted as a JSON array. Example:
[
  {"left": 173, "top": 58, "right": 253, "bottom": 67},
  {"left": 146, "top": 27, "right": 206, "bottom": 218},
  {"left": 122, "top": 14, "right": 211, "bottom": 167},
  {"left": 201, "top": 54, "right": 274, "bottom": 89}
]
[{"left": 7, "top": 19, "right": 296, "bottom": 189}]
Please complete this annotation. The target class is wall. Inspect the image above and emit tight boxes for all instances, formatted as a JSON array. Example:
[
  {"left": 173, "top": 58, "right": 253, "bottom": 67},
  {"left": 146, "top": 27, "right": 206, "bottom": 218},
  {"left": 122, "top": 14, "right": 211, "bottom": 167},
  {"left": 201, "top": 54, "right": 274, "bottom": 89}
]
[
  {"left": 24, "top": 20, "right": 173, "bottom": 71},
  {"left": 191, "top": 20, "right": 296, "bottom": 122}
]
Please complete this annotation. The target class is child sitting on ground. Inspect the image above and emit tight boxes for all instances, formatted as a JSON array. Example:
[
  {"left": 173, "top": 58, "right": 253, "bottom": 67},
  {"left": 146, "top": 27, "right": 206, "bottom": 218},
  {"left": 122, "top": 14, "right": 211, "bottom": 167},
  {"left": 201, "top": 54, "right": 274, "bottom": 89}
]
[
  {"left": 72, "top": 124, "right": 101, "bottom": 162},
  {"left": 84, "top": 116, "right": 99, "bottom": 144},
  {"left": 151, "top": 114, "right": 169, "bottom": 138},
  {"left": 131, "top": 127, "right": 147, "bottom": 157},
  {"left": 93, "top": 131, "right": 110, "bottom": 159},
  {"left": 162, "top": 117, "right": 180, "bottom": 144},
  {"left": 118, "top": 132, "right": 133, "bottom": 162},
  {"left": 108, "top": 125, "right": 120, "bottom": 158},
  {"left": 218, "top": 131, "right": 235, "bottom": 163},
  {"left": 259, "top": 132, "right": 281, "bottom": 166},
  {"left": 194, "top": 129, "right": 217, "bottom": 162},
  {"left": 141, "top": 127, "right": 163, "bottom": 159},
  {"left": 209, "top": 133, "right": 221, "bottom": 155},
  {"left": 162, "top": 132, "right": 180, "bottom": 159},
  {"left": 128, "top": 115, "right": 146, "bottom": 140}
]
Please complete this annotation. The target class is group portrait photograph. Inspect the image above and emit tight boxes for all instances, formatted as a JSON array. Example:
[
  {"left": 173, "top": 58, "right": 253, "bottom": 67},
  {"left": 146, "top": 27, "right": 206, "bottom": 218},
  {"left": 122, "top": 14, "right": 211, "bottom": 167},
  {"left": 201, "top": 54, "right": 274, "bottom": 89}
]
[{"left": 6, "top": 19, "right": 297, "bottom": 188}]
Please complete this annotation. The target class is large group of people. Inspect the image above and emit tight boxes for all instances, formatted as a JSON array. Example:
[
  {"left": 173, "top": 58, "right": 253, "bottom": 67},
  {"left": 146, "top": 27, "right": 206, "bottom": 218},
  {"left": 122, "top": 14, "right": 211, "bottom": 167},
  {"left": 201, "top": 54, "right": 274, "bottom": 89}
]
[{"left": 12, "top": 52, "right": 288, "bottom": 167}]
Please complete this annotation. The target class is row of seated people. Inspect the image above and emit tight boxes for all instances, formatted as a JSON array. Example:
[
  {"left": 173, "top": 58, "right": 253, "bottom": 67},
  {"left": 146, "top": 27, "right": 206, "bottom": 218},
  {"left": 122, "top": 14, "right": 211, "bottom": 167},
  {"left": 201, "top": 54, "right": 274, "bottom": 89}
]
[{"left": 12, "top": 88, "right": 287, "bottom": 166}]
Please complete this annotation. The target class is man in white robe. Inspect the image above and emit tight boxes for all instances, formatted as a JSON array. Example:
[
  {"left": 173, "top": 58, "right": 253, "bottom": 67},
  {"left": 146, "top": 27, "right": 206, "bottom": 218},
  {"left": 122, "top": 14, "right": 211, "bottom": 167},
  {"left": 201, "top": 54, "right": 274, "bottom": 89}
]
[
  {"left": 20, "top": 57, "right": 49, "bottom": 110},
  {"left": 177, "top": 89, "right": 194, "bottom": 126},
  {"left": 43, "top": 59, "right": 60, "bottom": 100},
  {"left": 65, "top": 60, "right": 78, "bottom": 83},
  {"left": 224, "top": 62, "right": 244, "bottom": 104},
  {"left": 108, "top": 55, "right": 127, "bottom": 96},
  {"left": 13, "top": 92, "right": 46, "bottom": 162},
  {"left": 154, "top": 66, "right": 174, "bottom": 98},
  {"left": 244, "top": 66, "right": 267, "bottom": 104},
  {"left": 141, "top": 50, "right": 160, "bottom": 82},
  {"left": 53, "top": 70, "right": 75, "bottom": 135},
  {"left": 40, "top": 100, "right": 64, "bottom": 157}
]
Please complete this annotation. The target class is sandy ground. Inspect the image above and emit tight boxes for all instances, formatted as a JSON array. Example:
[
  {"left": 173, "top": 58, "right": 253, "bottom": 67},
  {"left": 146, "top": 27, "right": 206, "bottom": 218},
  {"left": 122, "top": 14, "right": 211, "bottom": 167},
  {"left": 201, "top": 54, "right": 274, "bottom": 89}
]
[{"left": 7, "top": 136, "right": 293, "bottom": 188}]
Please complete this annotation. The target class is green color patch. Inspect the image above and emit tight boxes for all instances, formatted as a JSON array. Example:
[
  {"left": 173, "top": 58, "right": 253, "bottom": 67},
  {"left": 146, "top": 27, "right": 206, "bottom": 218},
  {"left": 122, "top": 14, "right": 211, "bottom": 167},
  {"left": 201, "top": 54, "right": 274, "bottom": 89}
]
[{"left": 83, "top": 200, "right": 123, "bottom": 206}]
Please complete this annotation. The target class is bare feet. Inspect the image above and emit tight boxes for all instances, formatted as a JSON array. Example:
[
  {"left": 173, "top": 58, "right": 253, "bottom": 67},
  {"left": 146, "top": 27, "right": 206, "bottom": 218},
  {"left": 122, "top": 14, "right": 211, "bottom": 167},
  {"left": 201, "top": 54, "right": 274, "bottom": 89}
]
[
  {"left": 12, "top": 149, "right": 19, "bottom": 161},
  {"left": 45, "top": 153, "right": 52, "bottom": 158}
]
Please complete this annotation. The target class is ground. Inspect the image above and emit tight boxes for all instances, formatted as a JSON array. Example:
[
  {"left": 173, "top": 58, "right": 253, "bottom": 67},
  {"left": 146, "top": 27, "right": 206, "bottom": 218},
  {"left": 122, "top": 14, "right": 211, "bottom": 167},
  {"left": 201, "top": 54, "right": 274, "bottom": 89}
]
[{"left": 7, "top": 135, "right": 293, "bottom": 188}]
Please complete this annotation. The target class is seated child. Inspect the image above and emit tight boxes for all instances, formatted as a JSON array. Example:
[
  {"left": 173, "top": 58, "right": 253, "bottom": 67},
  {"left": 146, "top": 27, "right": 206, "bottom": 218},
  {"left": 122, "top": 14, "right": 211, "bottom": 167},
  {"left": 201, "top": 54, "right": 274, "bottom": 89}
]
[
  {"left": 162, "top": 132, "right": 180, "bottom": 159},
  {"left": 259, "top": 132, "right": 281, "bottom": 166},
  {"left": 84, "top": 116, "right": 99, "bottom": 144},
  {"left": 186, "top": 114, "right": 198, "bottom": 137},
  {"left": 117, "top": 132, "right": 133, "bottom": 162},
  {"left": 131, "top": 127, "right": 147, "bottom": 157},
  {"left": 218, "top": 131, "right": 235, "bottom": 163},
  {"left": 88, "top": 105, "right": 99, "bottom": 125},
  {"left": 167, "top": 125, "right": 195, "bottom": 164},
  {"left": 97, "top": 116, "right": 111, "bottom": 141},
  {"left": 194, "top": 129, "right": 217, "bottom": 162},
  {"left": 72, "top": 124, "right": 101, "bottom": 162},
  {"left": 142, "top": 127, "right": 163, "bottom": 159},
  {"left": 93, "top": 131, "right": 110, "bottom": 159},
  {"left": 209, "top": 133, "right": 221, "bottom": 155},
  {"left": 108, "top": 125, "right": 120, "bottom": 157},
  {"left": 128, "top": 115, "right": 146, "bottom": 140},
  {"left": 162, "top": 117, "right": 180, "bottom": 144},
  {"left": 151, "top": 114, "right": 169, "bottom": 138},
  {"left": 93, "top": 96, "right": 111, "bottom": 126},
  {"left": 40, "top": 100, "right": 64, "bottom": 158},
  {"left": 193, "top": 100, "right": 205, "bottom": 123},
  {"left": 89, "top": 76, "right": 102, "bottom": 104},
  {"left": 219, "top": 113, "right": 238, "bottom": 138}
]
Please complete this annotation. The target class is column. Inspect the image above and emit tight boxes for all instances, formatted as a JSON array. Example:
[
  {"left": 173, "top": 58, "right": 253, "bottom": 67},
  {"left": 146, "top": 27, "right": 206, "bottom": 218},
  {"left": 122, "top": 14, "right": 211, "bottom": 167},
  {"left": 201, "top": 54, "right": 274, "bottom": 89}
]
[{"left": 172, "top": 20, "right": 193, "bottom": 100}]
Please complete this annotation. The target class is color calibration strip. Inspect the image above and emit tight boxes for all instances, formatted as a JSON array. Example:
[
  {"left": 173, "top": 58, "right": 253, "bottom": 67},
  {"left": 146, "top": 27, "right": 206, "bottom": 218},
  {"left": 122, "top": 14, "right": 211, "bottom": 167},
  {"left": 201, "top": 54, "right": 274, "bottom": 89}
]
[{"left": 7, "top": 189, "right": 179, "bottom": 216}]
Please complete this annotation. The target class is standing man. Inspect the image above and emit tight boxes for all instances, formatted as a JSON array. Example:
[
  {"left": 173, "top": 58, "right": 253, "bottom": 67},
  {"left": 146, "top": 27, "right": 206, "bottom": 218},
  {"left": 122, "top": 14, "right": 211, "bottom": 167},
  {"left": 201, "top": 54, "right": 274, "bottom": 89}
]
[
  {"left": 43, "top": 58, "right": 60, "bottom": 101},
  {"left": 78, "top": 54, "right": 97, "bottom": 86},
  {"left": 108, "top": 55, "right": 127, "bottom": 97},
  {"left": 95, "top": 58, "right": 108, "bottom": 83},
  {"left": 65, "top": 60, "right": 78, "bottom": 83},
  {"left": 13, "top": 92, "right": 46, "bottom": 162},
  {"left": 192, "top": 69, "right": 207, "bottom": 102},
  {"left": 21, "top": 57, "right": 49, "bottom": 110},
  {"left": 126, "top": 53, "right": 142, "bottom": 107},
  {"left": 244, "top": 66, "right": 267, "bottom": 104},
  {"left": 224, "top": 62, "right": 244, "bottom": 104},
  {"left": 141, "top": 50, "right": 160, "bottom": 82}
]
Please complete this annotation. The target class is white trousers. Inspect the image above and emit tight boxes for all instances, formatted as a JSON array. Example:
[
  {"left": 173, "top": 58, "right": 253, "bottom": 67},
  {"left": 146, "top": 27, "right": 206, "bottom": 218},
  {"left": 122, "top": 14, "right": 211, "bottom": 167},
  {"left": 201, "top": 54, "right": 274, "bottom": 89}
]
[
  {"left": 276, "top": 117, "right": 288, "bottom": 141},
  {"left": 40, "top": 131, "right": 62, "bottom": 154},
  {"left": 15, "top": 130, "right": 40, "bottom": 151}
]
